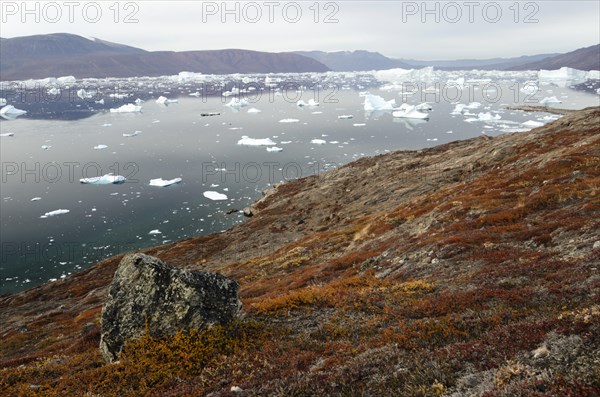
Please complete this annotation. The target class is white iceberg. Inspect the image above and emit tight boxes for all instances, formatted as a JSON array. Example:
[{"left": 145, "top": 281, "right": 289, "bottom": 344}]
[
  {"left": 31, "top": 197, "right": 42, "bottom": 201},
  {"left": 41, "top": 209, "right": 69, "bottom": 218},
  {"left": 415, "top": 102, "right": 433, "bottom": 111},
  {"left": 0, "top": 105, "right": 27, "bottom": 120},
  {"left": 110, "top": 104, "right": 142, "bottom": 113},
  {"left": 247, "top": 108, "right": 262, "bottom": 113},
  {"left": 226, "top": 98, "right": 249, "bottom": 108},
  {"left": 149, "top": 177, "right": 182, "bottom": 187},
  {"left": 41, "top": 145, "right": 52, "bottom": 150},
  {"left": 80, "top": 174, "right": 126, "bottom": 184},
  {"left": 392, "top": 105, "right": 429, "bottom": 119},
  {"left": 465, "top": 112, "right": 502, "bottom": 122},
  {"left": 77, "top": 89, "right": 96, "bottom": 100},
  {"left": 539, "top": 67, "right": 588, "bottom": 87},
  {"left": 203, "top": 191, "right": 228, "bottom": 201},
  {"left": 0, "top": 132, "right": 14, "bottom": 137},
  {"left": 338, "top": 115, "right": 353, "bottom": 119},
  {"left": 539, "top": 96, "right": 562, "bottom": 106},
  {"left": 451, "top": 102, "right": 481, "bottom": 115},
  {"left": 279, "top": 118, "right": 300, "bottom": 123},
  {"left": 520, "top": 82, "right": 539, "bottom": 95},
  {"left": 156, "top": 96, "right": 178, "bottom": 105},
  {"left": 47, "top": 87, "right": 61, "bottom": 96},
  {"left": 148, "top": 229, "right": 162, "bottom": 235},
  {"left": 297, "top": 99, "right": 319, "bottom": 107},
  {"left": 123, "top": 130, "right": 142, "bottom": 137},
  {"left": 237, "top": 136, "right": 276, "bottom": 146},
  {"left": 266, "top": 146, "right": 283, "bottom": 152},
  {"left": 311, "top": 139, "right": 327, "bottom": 145},
  {"left": 57, "top": 76, "right": 76, "bottom": 84},
  {"left": 522, "top": 120, "right": 544, "bottom": 128},
  {"left": 363, "top": 94, "right": 396, "bottom": 112},
  {"left": 93, "top": 144, "right": 108, "bottom": 150}
]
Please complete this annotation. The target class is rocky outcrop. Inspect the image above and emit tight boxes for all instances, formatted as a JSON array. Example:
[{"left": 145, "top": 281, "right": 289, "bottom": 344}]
[{"left": 99, "top": 253, "right": 241, "bottom": 362}]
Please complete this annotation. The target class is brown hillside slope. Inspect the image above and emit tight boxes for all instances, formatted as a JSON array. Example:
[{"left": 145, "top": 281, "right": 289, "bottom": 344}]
[{"left": 1, "top": 108, "right": 599, "bottom": 396}]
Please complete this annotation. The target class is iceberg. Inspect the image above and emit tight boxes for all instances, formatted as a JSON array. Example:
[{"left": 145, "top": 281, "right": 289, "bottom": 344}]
[
  {"left": 0, "top": 132, "right": 14, "bottom": 137},
  {"left": 338, "top": 115, "right": 353, "bottom": 119},
  {"left": 247, "top": 108, "right": 262, "bottom": 113},
  {"left": 226, "top": 98, "right": 249, "bottom": 108},
  {"left": 110, "top": 104, "right": 142, "bottom": 113},
  {"left": 31, "top": 197, "right": 42, "bottom": 201},
  {"left": 279, "top": 118, "right": 300, "bottom": 123},
  {"left": 363, "top": 94, "right": 396, "bottom": 112},
  {"left": 123, "top": 130, "right": 142, "bottom": 137},
  {"left": 451, "top": 102, "right": 481, "bottom": 115},
  {"left": 539, "top": 96, "right": 562, "bottom": 106},
  {"left": 40, "top": 209, "right": 70, "bottom": 218},
  {"left": 80, "top": 174, "right": 126, "bottom": 184},
  {"left": 465, "top": 112, "right": 501, "bottom": 122},
  {"left": 47, "top": 87, "right": 61, "bottom": 96},
  {"left": 93, "top": 144, "right": 108, "bottom": 150},
  {"left": 203, "top": 191, "right": 228, "bottom": 201},
  {"left": 311, "top": 139, "right": 327, "bottom": 145},
  {"left": 57, "top": 76, "right": 76, "bottom": 84},
  {"left": 538, "top": 67, "right": 588, "bottom": 87},
  {"left": 266, "top": 146, "right": 283, "bottom": 152},
  {"left": 392, "top": 105, "right": 429, "bottom": 119},
  {"left": 148, "top": 229, "right": 162, "bottom": 235},
  {"left": 297, "top": 99, "right": 320, "bottom": 107},
  {"left": 0, "top": 105, "right": 27, "bottom": 120},
  {"left": 522, "top": 120, "right": 544, "bottom": 128},
  {"left": 237, "top": 136, "right": 277, "bottom": 146},
  {"left": 77, "top": 89, "right": 96, "bottom": 100},
  {"left": 156, "top": 96, "right": 178, "bottom": 105},
  {"left": 415, "top": 102, "right": 433, "bottom": 111},
  {"left": 149, "top": 177, "right": 182, "bottom": 187}
]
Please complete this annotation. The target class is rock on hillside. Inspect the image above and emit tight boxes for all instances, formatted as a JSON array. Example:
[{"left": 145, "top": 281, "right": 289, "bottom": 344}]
[{"left": 100, "top": 253, "right": 241, "bottom": 362}]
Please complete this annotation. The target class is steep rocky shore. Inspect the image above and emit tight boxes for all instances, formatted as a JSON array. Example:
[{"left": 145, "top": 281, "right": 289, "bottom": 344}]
[{"left": 1, "top": 107, "right": 599, "bottom": 396}]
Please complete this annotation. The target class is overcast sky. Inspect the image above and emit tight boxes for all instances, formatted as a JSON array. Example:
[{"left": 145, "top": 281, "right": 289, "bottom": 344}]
[{"left": 2, "top": 1, "right": 599, "bottom": 60}]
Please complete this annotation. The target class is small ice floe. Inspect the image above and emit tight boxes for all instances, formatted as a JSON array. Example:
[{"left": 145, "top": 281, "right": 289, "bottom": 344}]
[
  {"left": 77, "top": 89, "right": 96, "bottom": 99},
  {"left": 312, "top": 111, "right": 323, "bottom": 114},
  {"left": 189, "top": 92, "right": 201, "bottom": 97},
  {"left": 110, "top": 104, "right": 142, "bottom": 113},
  {"left": 247, "top": 107, "right": 262, "bottom": 113},
  {"left": 297, "top": 99, "right": 320, "bottom": 107},
  {"left": 0, "top": 105, "right": 27, "bottom": 120},
  {"left": 149, "top": 177, "right": 182, "bottom": 187},
  {"left": 451, "top": 102, "right": 481, "bottom": 115},
  {"left": 266, "top": 146, "right": 283, "bottom": 152},
  {"left": 135, "top": 98, "right": 145, "bottom": 104},
  {"left": 226, "top": 98, "right": 249, "bottom": 109},
  {"left": 102, "top": 123, "right": 112, "bottom": 127},
  {"left": 539, "top": 96, "right": 562, "bottom": 106},
  {"left": 203, "top": 191, "right": 228, "bottom": 201},
  {"left": 237, "top": 136, "right": 276, "bottom": 146},
  {"left": 279, "top": 118, "right": 300, "bottom": 123},
  {"left": 123, "top": 130, "right": 142, "bottom": 137},
  {"left": 0, "top": 132, "right": 14, "bottom": 137},
  {"left": 41, "top": 145, "right": 52, "bottom": 150},
  {"left": 392, "top": 104, "right": 429, "bottom": 119},
  {"left": 31, "top": 197, "right": 42, "bottom": 201},
  {"left": 93, "top": 144, "right": 108, "bottom": 150},
  {"left": 520, "top": 82, "right": 539, "bottom": 95},
  {"left": 80, "top": 174, "right": 126, "bottom": 184},
  {"left": 47, "top": 87, "right": 61, "bottom": 96},
  {"left": 465, "top": 112, "right": 501, "bottom": 122},
  {"left": 353, "top": 123, "right": 366, "bottom": 127},
  {"left": 522, "top": 120, "right": 544, "bottom": 128},
  {"left": 95, "top": 99, "right": 105, "bottom": 105},
  {"left": 40, "top": 209, "right": 70, "bottom": 218},
  {"left": 426, "top": 138, "right": 438, "bottom": 142},
  {"left": 338, "top": 115, "right": 354, "bottom": 119},
  {"left": 311, "top": 139, "right": 327, "bottom": 145},
  {"left": 156, "top": 96, "right": 178, "bottom": 105},
  {"left": 363, "top": 94, "right": 396, "bottom": 111},
  {"left": 148, "top": 229, "right": 162, "bottom": 235}
]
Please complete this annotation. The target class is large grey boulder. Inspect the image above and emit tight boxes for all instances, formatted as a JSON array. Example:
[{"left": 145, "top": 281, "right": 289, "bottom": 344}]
[{"left": 99, "top": 253, "right": 241, "bottom": 362}]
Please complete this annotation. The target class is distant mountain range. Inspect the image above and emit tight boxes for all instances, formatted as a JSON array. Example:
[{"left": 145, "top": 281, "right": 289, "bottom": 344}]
[
  {"left": 0, "top": 33, "right": 598, "bottom": 81},
  {"left": 295, "top": 45, "right": 599, "bottom": 72},
  {"left": 0, "top": 33, "right": 329, "bottom": 80}
]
